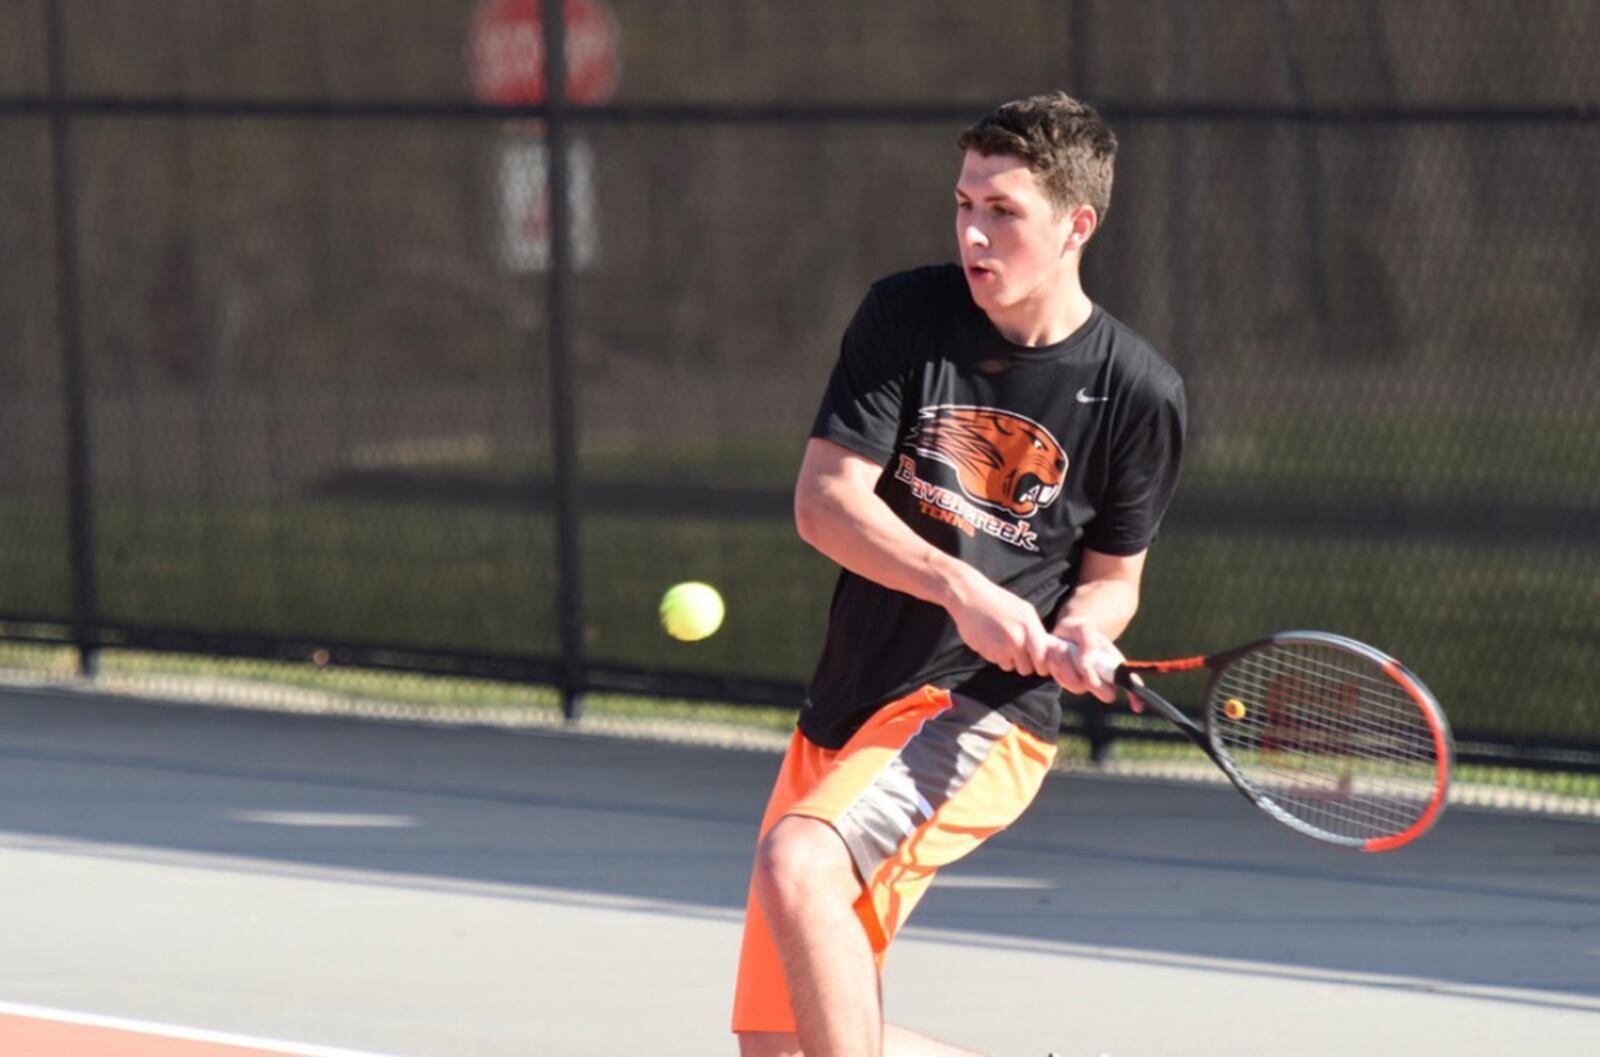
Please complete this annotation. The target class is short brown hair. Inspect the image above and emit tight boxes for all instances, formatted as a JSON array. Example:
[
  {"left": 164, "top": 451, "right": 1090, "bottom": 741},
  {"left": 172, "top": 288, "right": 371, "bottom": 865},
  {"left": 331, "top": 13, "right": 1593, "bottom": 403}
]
[{"left": 957, "top": 91, "right": 1117, "bottom": 224}]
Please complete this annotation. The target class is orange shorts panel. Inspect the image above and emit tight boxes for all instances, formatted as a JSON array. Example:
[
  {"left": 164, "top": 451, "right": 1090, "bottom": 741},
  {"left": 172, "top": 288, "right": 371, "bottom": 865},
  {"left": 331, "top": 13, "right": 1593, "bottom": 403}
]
[{"left": 731, "top": 685, "right": 1056, "bottom": 1034}]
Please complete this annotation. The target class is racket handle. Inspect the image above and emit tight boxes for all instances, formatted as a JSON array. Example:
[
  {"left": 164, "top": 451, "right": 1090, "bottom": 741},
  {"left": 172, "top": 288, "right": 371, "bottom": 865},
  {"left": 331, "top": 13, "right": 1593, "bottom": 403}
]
[
  {"left": 1064, "top": 639, "right": 1123, "bottom": 684},
  {"left": 1064, "top": 639, "right": 1142, "bottom": 712}
]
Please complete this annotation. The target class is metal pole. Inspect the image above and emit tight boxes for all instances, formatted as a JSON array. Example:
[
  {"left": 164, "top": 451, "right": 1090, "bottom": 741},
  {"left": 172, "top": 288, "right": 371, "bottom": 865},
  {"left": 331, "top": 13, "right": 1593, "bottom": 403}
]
[
  {"left": 1170, "top": 0, "right": 1193, "bottom": 370},
  {"left": 1069, "top": 0, "right": 1097, "bottom": 296},
  {"left": 542, "top": 0, "right": 586, "bottom": 721},
  {"left": 1070, "top": 0, "right": 1113, "bottom": 760},
  {"left": 1276, "top": 0, "right": 1332, "bottom": 351},
  {"left": 46, "top": 0, "right": 99, "bottom": 677}
]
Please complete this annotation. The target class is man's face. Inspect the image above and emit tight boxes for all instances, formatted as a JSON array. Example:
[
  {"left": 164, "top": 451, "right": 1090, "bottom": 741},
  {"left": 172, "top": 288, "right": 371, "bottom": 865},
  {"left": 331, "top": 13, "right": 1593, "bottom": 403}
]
[{"left": 954, "top": 150, "right": 1081, "bottom": 313}]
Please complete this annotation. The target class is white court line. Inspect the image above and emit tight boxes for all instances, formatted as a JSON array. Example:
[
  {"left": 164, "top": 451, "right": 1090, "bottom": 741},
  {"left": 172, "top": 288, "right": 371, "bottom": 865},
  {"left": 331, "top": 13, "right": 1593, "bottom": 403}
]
[
  {"left": 936, "top": 874, "right": 1055, "bottom": 889},
  {"left": 223, "top": 810, "right": 418, "bottom": 828},
  {"left": 0, "top": 1000, "right": 405, "bottom": 1057}
]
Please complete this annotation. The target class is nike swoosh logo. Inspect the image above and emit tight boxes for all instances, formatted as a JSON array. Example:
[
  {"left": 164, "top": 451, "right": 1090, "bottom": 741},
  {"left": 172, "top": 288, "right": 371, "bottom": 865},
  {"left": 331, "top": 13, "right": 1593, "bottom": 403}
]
[{"left": 1075, "top": 387, "right": 1109, "bottom": 404}]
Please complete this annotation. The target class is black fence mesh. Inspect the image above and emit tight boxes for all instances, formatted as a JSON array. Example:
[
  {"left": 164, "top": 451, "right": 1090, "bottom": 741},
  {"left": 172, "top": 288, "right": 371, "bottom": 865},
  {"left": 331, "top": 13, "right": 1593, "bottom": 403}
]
[{"left": 2, "top": 0, "right": 1598, "bottom": 765}]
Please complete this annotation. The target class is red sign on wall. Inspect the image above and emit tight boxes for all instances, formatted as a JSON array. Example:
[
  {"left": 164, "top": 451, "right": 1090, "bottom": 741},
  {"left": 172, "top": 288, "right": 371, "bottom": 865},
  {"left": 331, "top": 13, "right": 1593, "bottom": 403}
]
[{"left": 471, "top": 0, "right": 620, "bottom": 105}]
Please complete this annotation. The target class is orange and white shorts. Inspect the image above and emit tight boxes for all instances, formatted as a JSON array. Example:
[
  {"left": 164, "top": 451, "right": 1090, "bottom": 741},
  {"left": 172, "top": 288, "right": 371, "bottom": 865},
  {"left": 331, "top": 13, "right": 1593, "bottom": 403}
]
[{"left": 731, "top": 685, "right": 1057, "bottom": 1034}]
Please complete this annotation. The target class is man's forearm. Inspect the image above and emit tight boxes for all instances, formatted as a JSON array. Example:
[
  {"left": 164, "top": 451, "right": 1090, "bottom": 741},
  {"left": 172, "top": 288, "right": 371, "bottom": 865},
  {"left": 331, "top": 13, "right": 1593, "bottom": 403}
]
[
  {"left": 795, "top": 473, "right": 975, "bottom": 611},
  {"left": 1053, "top": 576, "right": 1140, "bottom": 642}
]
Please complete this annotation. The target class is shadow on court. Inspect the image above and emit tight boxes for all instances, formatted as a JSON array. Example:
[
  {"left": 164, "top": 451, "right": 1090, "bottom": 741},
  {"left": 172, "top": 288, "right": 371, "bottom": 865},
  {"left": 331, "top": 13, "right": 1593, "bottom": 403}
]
[{"left": 1, "top": 686, "right": 1597, "bottom": 1008}]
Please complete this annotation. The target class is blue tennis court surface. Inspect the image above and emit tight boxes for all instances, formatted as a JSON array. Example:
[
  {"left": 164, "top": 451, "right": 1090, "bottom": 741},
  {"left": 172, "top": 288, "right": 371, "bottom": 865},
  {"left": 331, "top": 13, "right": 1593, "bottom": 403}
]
[{"left": 1, "top": 688, "right": 1595, "bottom": 1056}]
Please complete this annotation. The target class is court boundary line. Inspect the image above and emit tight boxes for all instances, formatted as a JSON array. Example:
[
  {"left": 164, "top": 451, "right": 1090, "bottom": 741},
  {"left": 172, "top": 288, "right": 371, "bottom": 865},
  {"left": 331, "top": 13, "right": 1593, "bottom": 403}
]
[{"left": 0, "top": 1000, "right": 404, "bottom": 1057}]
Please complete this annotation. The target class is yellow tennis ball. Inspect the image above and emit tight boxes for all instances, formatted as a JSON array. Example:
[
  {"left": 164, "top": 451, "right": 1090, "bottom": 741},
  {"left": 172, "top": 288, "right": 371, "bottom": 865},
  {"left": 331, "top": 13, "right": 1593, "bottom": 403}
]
[
  {"left": 660, "top": 582, "right": 725, "bottom": 642},
  {"left": 1224, "top": 697, "right": 1247, "bottom": 721}
]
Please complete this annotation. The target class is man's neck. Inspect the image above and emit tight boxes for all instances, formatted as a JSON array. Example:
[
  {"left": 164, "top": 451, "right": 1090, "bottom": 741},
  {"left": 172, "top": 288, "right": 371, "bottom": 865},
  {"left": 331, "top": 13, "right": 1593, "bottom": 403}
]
[{"left": 987, "top": 280, "right": 1095, "bottom": 347}]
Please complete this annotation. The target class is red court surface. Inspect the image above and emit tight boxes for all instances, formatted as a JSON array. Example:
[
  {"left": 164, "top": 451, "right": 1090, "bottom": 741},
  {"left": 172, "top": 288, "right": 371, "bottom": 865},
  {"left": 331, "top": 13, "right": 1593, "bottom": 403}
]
[{"left": 0, "top": 1004, "right": 398, "bottom": 1057}]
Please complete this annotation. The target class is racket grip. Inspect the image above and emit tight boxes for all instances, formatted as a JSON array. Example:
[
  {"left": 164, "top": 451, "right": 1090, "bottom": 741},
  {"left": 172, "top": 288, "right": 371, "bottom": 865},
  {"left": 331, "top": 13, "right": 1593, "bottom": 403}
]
[
  {"left": 1064, "top": 639, "right": 1140, "bottom": 711},
  {"left": 1064, "top": 639, "right": 1122, "bottom": 684}
]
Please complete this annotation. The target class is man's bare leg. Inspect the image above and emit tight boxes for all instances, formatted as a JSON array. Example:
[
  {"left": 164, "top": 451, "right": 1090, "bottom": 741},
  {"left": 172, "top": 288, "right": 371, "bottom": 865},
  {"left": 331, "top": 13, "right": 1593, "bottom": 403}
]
[
  {"left": 751, "top": 816, "right": 881, "bottom": 1057},
  {"left": 739, "top": 1025, "right": 983, "bottom": 1057},
  {"left": 746, "top": 816, "right": 986, "bottom": 1057},
  {"left": 737, "top": 1031, "right": 803, "bottom": 1057}
]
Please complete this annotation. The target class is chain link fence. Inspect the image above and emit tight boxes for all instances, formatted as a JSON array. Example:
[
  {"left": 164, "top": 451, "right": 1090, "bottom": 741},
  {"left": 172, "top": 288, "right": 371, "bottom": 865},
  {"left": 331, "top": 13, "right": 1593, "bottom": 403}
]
[{"left": 1, "top": 0, "right": 1598, "bottom": 777}]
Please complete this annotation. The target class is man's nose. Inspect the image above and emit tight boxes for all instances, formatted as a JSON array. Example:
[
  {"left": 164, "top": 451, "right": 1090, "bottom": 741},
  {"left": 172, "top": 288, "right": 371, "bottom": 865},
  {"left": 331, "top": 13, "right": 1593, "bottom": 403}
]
[{"left": 963, "top": 223, "right": 988, "bottom": 248}]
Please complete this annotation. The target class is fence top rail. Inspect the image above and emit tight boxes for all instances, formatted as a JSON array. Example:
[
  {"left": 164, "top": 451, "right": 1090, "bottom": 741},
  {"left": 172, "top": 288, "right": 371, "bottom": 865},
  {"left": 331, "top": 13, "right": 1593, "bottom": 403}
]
[{"left": 2, "top": 95, "right": 1599, "bottom": 125}]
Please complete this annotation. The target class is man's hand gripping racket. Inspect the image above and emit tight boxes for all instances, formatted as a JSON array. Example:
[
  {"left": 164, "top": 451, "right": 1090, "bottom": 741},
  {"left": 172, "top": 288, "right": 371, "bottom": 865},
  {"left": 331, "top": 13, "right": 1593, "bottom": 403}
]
[{"left": 1066, "top": 632, "right": 1453, "bottom": 852}]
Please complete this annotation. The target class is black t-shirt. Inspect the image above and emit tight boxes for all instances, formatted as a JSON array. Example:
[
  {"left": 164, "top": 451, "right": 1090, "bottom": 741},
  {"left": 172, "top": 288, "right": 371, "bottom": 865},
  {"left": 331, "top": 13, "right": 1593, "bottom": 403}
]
[{"left": 801, "top": 264, "right": 1186, "bottom": 749}]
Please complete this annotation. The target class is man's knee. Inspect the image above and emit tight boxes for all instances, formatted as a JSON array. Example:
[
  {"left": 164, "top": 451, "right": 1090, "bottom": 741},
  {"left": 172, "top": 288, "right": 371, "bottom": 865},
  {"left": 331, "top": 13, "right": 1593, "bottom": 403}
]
[
  {"left": 753, "top": 815, "right": 861, "bottom": 918},
  {"left": 736, "top": 1030, "right": 803, "bottom": 1057}
]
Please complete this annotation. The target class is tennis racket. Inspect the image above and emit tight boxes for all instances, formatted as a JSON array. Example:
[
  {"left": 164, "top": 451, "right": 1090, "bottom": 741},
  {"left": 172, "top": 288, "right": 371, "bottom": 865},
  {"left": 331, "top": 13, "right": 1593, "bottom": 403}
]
[{"left": 1076, "top": 630, "right": 1453, "bottom": 852}]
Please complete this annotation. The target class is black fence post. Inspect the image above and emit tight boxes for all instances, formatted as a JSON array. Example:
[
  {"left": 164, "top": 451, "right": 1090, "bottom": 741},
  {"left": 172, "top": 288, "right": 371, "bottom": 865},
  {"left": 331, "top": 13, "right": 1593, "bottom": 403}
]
[
  {"left": 1276, "top": 0, "right": 1332, "bottom": 349},
  {"left": 542, "top": 0, "right": 586, "bottom": 721},
  {"left": 1069, "top": 0, "right": 1097, "bottom": 299},
  {"left": 1068, "top": 1, "right": 1116, "bottom": 760},
  {"left": 46, "top": 0, "right": 98, "bottom": 677}
]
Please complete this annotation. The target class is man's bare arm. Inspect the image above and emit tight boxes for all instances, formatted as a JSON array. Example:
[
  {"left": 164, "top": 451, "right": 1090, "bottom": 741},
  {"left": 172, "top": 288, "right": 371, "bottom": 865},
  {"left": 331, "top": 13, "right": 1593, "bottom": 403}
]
[
  {"left": 1046, "top": 547, "right": 1148, "bottom": 701},
  {"left": 793, "top": 437, "right": 1059, "bottom": 678}
]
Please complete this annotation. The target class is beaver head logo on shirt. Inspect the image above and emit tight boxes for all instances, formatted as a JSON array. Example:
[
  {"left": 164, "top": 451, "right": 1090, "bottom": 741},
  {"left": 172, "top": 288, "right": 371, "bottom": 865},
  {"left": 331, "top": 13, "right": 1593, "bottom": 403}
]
[{"left": 909, "top": 405, "right": 1067, "bottom": 517}]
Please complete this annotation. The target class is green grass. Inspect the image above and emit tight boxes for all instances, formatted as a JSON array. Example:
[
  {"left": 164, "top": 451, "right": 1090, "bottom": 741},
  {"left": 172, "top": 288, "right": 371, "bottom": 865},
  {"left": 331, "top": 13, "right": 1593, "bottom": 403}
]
[
  {"left": 1126, "top": 535, "right": 1600, "bottom": 742},
  {"left": 1453, "top": 762, "right": 1600, "bottom": 802},
  {"left": 2, "top": 493, "right": 1598, "bottom": 743},
  {"left": 0, "top": 495, "right": 837, "bottom": 681},
  {"left": 0, "top": 640, "right": 803, "bottom": 732},
  {"left": 3, "top": 395, "right": 1599, "bottom": 750},
  {"left": 469, "top": 410, "right": 1600, "bottom": 502},
  {"left": 1184, "top": 407, "right": 1600, "bottom": 503},
  {"left": 0, "top": 499, "right": 70, "bottom": 617},
  {"left": 455, "top": 435, "right": 808, "bottom": 490}
]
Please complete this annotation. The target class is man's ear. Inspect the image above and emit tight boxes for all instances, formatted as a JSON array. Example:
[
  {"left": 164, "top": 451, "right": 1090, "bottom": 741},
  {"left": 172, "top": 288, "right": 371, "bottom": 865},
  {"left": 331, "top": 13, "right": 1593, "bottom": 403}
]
[{"left": 1063, "top": 203, "right": 1098, "bottom": 256}]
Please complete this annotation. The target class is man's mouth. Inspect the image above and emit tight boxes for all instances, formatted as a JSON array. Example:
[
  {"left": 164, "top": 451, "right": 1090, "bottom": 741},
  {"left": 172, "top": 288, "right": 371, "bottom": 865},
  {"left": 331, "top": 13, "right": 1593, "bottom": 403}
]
[{"left": 966, "top": 263, "right": 995, "bottom": 280}]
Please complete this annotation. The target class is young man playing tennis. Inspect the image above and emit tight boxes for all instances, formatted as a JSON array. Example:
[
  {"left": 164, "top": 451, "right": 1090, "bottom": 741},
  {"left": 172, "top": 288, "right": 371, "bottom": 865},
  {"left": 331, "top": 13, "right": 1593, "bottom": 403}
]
[{"left": 733, "top": 92, "right": 1187, "bottom": 1057}]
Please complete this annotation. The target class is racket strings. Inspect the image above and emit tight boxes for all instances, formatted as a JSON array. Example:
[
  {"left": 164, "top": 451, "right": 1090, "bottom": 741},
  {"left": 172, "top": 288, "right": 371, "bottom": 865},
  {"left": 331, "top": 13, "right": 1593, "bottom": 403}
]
[{"left": 1210, "top": 643, "right": 1441, "bottom": 841}]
